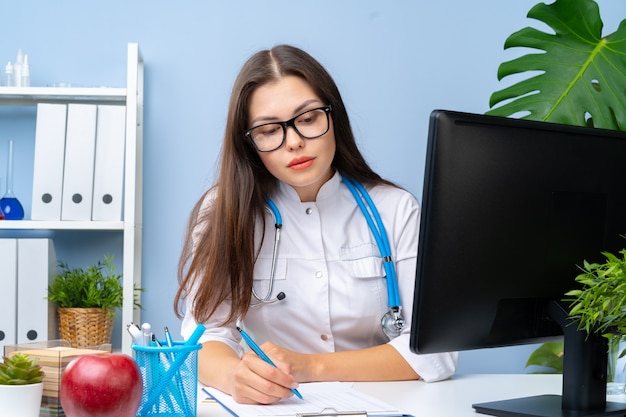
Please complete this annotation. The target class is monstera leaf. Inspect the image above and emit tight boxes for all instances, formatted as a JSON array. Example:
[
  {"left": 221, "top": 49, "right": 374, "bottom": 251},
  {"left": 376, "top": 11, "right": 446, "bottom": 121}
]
[
  {"left": 487, "top": 0, "right": 626, "bottom": 131},
  {"left": 525, "top": 341, "right": 564, "bottom": 374}
]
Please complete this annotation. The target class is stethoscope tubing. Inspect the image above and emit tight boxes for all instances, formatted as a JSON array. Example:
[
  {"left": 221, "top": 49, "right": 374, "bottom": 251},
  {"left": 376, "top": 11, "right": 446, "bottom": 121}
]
[
  {"left": 253, "top": 198, "right": 282, "bottom": 303},
  {"left": 342, "top": 177, "right": 400, "bottom": 308},
  {"left": 265, "top": 197, "right": 282, "bottom": 225},
  {"left": 260, "top": 177, "right": 402, "bottom": 312}
]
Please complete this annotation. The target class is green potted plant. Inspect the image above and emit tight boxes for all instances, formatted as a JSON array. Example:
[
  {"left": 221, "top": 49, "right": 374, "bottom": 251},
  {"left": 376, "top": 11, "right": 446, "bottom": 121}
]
[
  {"left": 563, "top": 245, "right": 626, "bottom": 393},
  {"left": 565, "top": 247, "right": 626, "bottom": 336},
  {"left": 47, "top": 255, "right": 142, "bottom": 348},
  {"left": 0, "top": 353, "right": 46, "bottom": 417}
]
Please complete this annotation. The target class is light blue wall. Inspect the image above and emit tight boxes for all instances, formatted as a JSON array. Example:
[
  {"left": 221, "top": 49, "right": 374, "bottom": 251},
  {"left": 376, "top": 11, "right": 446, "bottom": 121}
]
[{"left": 0, "top": 0, "right": 623, "bottom": 374}]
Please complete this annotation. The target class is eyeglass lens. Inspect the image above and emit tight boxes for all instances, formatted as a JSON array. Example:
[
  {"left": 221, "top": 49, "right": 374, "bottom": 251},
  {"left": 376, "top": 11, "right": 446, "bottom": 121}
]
[{"left": 248, "top": 107, "right": 329, "bottom": 152}]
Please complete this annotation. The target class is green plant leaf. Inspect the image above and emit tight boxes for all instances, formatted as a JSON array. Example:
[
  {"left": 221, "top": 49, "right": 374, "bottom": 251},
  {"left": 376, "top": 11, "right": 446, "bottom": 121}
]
[
  {"left": 563, "top": 238, "right": 626, "bottom": 335},
  {"left": 487, "top": 0, "right": 626, "bottom": 130},
  {"left": 525, "top": 341, "right": 564, "bottom": 373},
  {"left": 0, "top": 353, "right": 44, "bottom": 385}
]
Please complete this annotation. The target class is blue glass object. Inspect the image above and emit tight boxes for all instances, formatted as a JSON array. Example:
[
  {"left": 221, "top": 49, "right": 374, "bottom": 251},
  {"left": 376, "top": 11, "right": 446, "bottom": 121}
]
[
  {"left": 0, "top": 196, "right": 23, "bottom": 220},
  {"left": 1, "top": 140, "right": 24, "bottom": 220}
]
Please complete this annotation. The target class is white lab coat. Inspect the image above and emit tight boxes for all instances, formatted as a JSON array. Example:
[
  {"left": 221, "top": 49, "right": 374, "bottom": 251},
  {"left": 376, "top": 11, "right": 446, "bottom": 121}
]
[{"left": 181, "top": 172, "right": 458, "bottom": 382}]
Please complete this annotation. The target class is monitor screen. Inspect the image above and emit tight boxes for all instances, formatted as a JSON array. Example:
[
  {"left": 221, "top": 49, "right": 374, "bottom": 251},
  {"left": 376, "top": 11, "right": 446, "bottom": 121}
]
[{"left": 410, "top": 110, "right": 626, "bottom": 416}]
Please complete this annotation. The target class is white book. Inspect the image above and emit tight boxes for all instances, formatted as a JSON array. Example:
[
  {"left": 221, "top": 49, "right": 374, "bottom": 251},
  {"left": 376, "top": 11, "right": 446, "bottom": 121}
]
[
  {"left": 0, "top": 239, "right": 18, "bottom": 351},
  {"left": 31, "top": 103, "right": 68, "bottom": 221},
  {"left": 16, "top": 239, "right": 57, "bottom": 344},
  {"left": 92, "top": 105, "right": 126, "bottom": 221},
  {"left": 61, "top": 104, "right": 98, "bottom": 221}
]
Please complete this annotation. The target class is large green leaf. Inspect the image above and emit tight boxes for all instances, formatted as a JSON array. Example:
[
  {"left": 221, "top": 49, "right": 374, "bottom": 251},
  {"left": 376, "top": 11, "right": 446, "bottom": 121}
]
[
  {"left": 525, "top": 341, "right": 564, "bottom": 373},
  {"left": 487, "top": 0, "right": 626, "bottom": 131}
]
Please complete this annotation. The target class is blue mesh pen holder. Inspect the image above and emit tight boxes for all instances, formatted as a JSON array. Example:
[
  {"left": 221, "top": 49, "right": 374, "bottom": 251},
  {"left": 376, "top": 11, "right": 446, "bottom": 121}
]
[{"left": 133, "top": 341, "right": 201, "bottom": 417}]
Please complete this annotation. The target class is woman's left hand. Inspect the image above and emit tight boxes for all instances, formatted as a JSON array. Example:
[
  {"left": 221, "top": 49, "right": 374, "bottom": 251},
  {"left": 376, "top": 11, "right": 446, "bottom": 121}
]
[{"left": 259, "top": 342, "right": 317, "bottom": 381}]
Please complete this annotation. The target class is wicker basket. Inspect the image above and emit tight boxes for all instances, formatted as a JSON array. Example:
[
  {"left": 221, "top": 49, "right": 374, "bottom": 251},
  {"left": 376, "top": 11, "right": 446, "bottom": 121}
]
[{"left": 57, "top": 307, "right": 115, "bottom": 348}]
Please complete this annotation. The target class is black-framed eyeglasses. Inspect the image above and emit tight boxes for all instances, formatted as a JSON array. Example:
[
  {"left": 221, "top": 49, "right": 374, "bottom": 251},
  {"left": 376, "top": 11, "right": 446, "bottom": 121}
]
[{"left": 244, "top": 105, "right": 332, "bottom": 152}]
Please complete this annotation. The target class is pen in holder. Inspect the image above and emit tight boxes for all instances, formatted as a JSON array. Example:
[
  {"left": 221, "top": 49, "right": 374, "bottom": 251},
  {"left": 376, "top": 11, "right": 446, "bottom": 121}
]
[{"left": 132, "top": 340, "right": 201, "bottom": 417}]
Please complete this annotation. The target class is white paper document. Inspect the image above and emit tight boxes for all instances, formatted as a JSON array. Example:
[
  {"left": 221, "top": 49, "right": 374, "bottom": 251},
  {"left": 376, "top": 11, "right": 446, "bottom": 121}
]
[{"left": 202, "top": 382, "right": 401, "bottom": 417}]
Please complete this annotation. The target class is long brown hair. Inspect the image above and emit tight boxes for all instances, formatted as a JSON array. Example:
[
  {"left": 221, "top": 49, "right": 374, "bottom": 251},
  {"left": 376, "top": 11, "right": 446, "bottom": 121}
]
[{"left": 174, "top": 45, "right": 393, "bottom": 324}]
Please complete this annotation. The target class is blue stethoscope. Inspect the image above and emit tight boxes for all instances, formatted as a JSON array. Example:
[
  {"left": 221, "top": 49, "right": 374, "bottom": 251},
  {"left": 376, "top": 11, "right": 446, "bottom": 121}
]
[{"left": 251, "top": 176, "right": 405, "bottom": 339}]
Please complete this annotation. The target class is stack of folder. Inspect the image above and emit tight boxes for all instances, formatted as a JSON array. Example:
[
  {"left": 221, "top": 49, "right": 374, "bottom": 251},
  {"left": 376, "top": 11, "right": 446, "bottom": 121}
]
[{"left": 31, "top": 103, "right": 126, "bottom": 222}]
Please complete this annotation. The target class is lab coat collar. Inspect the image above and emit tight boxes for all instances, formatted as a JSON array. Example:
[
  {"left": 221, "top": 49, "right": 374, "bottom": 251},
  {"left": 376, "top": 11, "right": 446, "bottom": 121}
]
[{"left": 277, "top": 171, "right": 342, "bottom": 202}]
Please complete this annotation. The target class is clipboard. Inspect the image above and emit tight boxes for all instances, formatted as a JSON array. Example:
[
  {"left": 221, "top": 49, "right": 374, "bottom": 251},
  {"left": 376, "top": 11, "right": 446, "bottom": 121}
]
[
  {"left": 297, "top": 410, "right": 412, "bottom": 417},
  {"left": 201, "top": 382, "right": 403, "bottom": 417}
]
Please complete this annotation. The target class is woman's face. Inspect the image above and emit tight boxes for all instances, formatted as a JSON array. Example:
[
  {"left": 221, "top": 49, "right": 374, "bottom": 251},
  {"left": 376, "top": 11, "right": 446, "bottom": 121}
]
[{"left": 247, "top": 75, "right": 336, "bottom": 202}]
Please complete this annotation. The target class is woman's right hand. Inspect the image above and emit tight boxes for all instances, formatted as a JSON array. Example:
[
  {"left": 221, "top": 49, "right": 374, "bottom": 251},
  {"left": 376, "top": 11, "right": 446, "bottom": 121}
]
[{"left": 229, "top": 349, "right": 300, "bottom": 404}]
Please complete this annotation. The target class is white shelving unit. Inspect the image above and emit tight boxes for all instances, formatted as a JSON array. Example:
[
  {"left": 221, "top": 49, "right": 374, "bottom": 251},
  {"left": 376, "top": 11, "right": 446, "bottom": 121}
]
[{"left": 0, "top": 43, "right": 143, "bottom": 355}]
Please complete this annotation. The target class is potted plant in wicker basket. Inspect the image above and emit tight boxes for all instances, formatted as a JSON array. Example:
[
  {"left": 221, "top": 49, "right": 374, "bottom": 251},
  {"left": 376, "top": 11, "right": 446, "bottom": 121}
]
[
  {"left": 0, "top": 352, "right": 45, "bottom": 417},
  {"left": 47, "top": 255, "right": 142, "bottom": 348}
]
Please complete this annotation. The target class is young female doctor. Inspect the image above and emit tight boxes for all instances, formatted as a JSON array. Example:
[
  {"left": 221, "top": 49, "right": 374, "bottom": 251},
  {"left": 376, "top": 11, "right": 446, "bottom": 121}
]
[{"left": 175, "top": 44, "right": 457, "bottom": 405}]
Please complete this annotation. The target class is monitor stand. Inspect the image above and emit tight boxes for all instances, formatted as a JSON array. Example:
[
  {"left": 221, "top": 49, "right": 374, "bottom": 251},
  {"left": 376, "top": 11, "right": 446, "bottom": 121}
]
[
  {"left": 474, "top": 395, "right": 626, "bottom": 417},
  {"left": 473, "top": 300, "right": 626, "bottom": 417}
]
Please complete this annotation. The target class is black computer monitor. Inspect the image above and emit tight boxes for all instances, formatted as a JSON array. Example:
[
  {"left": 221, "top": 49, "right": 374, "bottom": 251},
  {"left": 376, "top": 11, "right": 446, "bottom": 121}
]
[{"left": 410, "top": 110, "right": 626, "bottom": 417}]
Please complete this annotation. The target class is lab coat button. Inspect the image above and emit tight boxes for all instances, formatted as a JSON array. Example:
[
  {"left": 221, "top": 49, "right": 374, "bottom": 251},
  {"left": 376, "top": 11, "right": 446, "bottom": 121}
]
[
  {"left": 305, "top": 207, "right": 313, "bottom": 215},
  {"left": 320, "top": 334, "right": 328, "bottom": 341},
  {"left": 315, "top": 271, "right": 323, "bottom": 278}
]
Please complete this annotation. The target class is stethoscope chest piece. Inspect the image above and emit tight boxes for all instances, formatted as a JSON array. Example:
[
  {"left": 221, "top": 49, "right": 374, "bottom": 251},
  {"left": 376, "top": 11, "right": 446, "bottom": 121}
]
[{"left": 381, "top": 307, "right": 404, "bottom": 339}]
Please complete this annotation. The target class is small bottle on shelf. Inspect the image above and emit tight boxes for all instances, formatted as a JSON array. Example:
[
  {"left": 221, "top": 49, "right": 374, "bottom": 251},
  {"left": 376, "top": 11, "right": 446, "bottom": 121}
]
[
  {"left": 4, "top": 62, "right": 14, "bottom": 87},
  {"left": 21, "top": 54, "right": 30, "bottom": 87},
  {"left": 13, "top": 49, "right": 23, "bottom": 87}
]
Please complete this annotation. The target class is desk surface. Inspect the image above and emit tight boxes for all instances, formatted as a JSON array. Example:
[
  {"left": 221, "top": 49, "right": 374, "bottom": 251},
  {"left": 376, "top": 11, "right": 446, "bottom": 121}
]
[{"left": 197, "top": 374, "right": 626, "bottom": 417}]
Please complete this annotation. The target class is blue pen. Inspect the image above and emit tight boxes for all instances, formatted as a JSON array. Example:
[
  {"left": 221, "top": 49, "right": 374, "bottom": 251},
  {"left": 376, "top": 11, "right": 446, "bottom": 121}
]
[
  {"left": 164, "top": 325, "right": 190, "bottom": 415},
  {"left": 237, "top": 326, "right": 303, "bottom": 399},
  {"left": 164, "top": 326, "right": 174, "bottom": 347}
]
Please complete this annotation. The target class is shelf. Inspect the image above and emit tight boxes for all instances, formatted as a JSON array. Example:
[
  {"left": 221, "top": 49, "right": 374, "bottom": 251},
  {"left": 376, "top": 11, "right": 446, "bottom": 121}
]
[
  {"left": 0, "top": 220, "right": 124, "bottom": 231},
  {"left": 0, "top": 43, "right": 143, "bottom": 355},
  {"left": 0, "top": 86, "right": 127, "bottom": 105}
]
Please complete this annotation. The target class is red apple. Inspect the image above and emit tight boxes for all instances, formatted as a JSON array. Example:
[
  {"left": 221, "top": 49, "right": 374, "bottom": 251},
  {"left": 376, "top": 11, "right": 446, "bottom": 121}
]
[{"left": 60, "top": 353, "right": 143, "bottom": 417}]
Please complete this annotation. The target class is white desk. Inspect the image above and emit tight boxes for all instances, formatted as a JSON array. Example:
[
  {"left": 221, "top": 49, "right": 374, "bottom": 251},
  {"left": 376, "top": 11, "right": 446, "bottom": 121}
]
[{"left": 196, "top": 374, "right": 626, "bottom": 417}]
